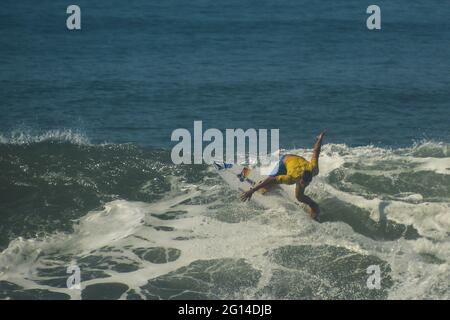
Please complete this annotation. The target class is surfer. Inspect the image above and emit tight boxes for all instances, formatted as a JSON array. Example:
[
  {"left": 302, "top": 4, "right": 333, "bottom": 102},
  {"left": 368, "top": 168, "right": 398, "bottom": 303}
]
[{"left": 240, "top": 131, "right": 326, "bottom": 220}]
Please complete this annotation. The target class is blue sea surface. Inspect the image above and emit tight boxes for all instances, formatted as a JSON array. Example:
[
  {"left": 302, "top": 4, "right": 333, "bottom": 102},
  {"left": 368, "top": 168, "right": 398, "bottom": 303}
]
[{"left": 1, "top": 0, "right": 449, "bottom": 147}]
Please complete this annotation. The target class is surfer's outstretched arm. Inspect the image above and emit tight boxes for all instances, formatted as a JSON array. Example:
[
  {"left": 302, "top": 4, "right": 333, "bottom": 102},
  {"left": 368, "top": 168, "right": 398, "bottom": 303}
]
[
  {"left": 311, "top": 130, "right": 326, "bottom": 174},
  {"left": 295, "top": 182, "right": 319, "bottom": 220},
  {"left": 240, "top": 176, "right": 277, "bottom": 202}
]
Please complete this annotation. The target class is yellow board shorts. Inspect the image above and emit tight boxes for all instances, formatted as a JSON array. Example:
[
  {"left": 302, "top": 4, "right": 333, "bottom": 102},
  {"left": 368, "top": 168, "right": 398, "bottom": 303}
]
[{"left": 269, "top": 154, "right": 318, "bottom": 185}]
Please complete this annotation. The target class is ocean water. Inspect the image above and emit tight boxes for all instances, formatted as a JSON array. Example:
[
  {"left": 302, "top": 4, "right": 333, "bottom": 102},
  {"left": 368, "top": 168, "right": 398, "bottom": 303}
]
[{"left": 0, "top": 1, "right": 449, "bottom": 299}]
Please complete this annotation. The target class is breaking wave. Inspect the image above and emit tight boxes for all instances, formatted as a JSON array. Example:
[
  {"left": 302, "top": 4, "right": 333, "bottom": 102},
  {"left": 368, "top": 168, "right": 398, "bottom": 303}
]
[{"left": 0, "top": 132, "right": 448, "bottom": 299}]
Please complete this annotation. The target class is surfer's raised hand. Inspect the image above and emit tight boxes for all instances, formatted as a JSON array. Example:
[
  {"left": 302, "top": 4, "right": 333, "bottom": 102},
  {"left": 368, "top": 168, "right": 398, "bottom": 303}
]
[
  {"left": 316, "top": 130, "right": 327, "bottom": 141},
  {"left": 240, "top": 189, "right": 254, "bottom": 202}
]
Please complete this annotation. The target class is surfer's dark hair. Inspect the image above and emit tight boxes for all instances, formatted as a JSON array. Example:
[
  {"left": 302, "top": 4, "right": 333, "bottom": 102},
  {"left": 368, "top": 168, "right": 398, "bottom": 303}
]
[{"left": 302, "top": 170, "right": 313, "bottom": 183}]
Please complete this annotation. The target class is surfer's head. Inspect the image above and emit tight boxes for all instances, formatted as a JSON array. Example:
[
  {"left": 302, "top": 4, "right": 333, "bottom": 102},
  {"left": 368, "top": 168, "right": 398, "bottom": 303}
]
[{"left": 299, "top": 170, "right": 313, "bottom": 187}]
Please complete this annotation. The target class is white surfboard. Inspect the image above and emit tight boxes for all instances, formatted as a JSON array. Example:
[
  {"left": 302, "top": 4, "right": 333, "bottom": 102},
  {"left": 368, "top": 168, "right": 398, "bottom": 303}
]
[{"left": 212, "top": 161, "right": 302, "bottom": 211}]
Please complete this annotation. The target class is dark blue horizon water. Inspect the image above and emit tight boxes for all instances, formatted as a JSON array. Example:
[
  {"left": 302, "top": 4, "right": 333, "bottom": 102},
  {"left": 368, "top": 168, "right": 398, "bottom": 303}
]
[{"left": 1, "top": 0, "right": 449, "bottom": 148}]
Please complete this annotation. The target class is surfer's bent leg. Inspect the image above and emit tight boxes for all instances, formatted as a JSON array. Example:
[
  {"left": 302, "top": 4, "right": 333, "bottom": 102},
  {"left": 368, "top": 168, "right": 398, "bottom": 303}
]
[{"left": 268, "top": 155, "right": 287, "bottom": 177}]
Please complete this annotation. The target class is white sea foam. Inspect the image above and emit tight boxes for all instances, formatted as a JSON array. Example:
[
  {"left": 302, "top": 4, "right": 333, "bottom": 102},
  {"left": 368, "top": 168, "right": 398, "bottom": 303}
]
[
  {"left": 0, "top": 129, "right": 91, "bottom": 145},
  {"left": 0, "top": 142, "right": 448, "bottom": 299}
]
